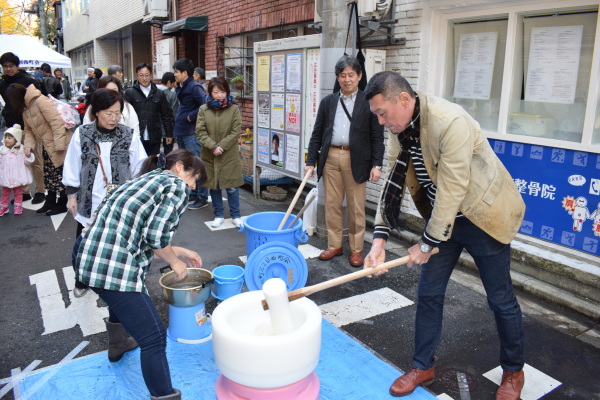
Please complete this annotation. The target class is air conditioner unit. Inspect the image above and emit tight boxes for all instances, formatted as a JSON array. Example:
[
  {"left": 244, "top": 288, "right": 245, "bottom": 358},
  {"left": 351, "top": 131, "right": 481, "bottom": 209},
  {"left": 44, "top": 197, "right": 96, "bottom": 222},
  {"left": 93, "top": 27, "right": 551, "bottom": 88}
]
[{"left": 143, "top": 0, "right": 168, "bottom": 19}]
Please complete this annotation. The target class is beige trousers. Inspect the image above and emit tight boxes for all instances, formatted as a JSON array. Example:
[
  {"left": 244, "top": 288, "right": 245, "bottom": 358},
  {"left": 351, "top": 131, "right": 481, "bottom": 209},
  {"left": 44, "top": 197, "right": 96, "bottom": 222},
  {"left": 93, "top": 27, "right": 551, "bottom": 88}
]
[
  {"left": 23, "top": 142, "right": 45, "bottom": 195},
  {"left": 322, "top": 147, "right": 366, "bottom": 253}
]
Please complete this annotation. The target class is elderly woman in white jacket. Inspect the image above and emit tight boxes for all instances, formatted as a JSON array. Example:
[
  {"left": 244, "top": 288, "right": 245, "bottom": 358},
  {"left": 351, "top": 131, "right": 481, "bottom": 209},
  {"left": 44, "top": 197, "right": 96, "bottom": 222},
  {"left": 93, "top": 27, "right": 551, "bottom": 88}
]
[
  {"left": 82, "top": 76, "right": 140, "bottom": 138},
  {"left": 63, "top": 88, "right": 147, "bottom": 297}
]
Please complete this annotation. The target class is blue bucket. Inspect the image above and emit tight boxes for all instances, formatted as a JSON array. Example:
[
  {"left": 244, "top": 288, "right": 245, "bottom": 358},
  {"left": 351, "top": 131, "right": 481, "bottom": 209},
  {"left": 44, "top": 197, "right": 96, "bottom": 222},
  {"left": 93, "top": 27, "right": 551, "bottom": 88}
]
[
  {"left": 213, "top": 265, "right": 245, "bottom": 301},
  {"left": 239, "top": 211, "right": 308, "bottom": 257}
]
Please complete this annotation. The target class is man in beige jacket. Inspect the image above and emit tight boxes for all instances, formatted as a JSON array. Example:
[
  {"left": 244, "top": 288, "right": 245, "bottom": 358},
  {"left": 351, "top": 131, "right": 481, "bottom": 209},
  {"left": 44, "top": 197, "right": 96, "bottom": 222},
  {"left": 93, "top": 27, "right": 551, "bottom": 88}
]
[{"left": 364, "top": 71, "right": 526, "bottom": 400}]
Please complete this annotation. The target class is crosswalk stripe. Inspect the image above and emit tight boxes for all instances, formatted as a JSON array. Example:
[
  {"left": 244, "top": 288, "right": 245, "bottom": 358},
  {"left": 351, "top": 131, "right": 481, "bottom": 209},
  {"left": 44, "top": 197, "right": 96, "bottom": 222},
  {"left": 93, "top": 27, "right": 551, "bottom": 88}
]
[
  {"left": 483, "top": 363, "right": 561, "bottom": 400},
  {"left": 319, "top": 287, "right": 414, "bottom": 327}
]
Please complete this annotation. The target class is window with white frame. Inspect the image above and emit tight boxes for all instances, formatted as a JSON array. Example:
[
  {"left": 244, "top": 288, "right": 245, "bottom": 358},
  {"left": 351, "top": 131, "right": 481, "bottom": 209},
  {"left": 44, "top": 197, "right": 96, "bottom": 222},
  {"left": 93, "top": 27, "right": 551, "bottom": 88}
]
[{"left": 442, "top": 4, "right": 600, "bottom": 151}]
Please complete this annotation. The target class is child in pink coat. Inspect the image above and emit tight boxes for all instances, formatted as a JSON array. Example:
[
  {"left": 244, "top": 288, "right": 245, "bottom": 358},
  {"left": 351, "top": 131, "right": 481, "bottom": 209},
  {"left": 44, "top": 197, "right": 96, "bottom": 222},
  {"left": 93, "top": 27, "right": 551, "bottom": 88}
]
[{"left": 0, "top": 124, "right": 35, "bottom": 216}]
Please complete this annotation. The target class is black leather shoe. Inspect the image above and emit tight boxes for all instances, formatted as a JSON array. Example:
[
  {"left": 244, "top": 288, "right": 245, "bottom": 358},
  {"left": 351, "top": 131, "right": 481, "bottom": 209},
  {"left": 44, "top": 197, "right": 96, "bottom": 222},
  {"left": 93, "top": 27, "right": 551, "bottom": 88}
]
[
  {"left": 23, "top": 193, "right": 32, "bottom": 202},
  {"left": 31, "top": 192, "right": 46, "bottom": 204}
]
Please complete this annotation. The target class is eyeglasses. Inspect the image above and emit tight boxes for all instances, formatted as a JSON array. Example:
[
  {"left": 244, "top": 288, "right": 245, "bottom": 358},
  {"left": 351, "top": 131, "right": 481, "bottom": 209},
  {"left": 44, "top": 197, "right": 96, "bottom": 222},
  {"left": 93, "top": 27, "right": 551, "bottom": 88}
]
[
  {"left": 102, "top": 112, "right": 122, "bottom": 120},
  {"left": 138, "top": 74, "right": 151, "bottom": 78},
  {"left": 1, "top": 64, "right": 17, "bottom": 70}
]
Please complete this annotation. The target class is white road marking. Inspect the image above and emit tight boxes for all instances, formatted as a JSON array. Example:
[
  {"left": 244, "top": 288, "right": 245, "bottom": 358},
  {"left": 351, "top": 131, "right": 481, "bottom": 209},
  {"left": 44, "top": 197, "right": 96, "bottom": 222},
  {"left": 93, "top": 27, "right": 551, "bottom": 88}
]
[
  {"left": 297, "top": 244, "right": 323, "bottom": 259},
  {"left": 319, "top": 287, "right": 414, "bottom": 327},
  {"left": 437, "top": 394, "right": 455, "bottom": 400},
  {"left": 483, "top": 363, "right": 561, "bottom": 400},
  {"left": 29, "top": 268, "right": 108, "bottom": 336},
  {"left": 50, "top": 212, "right": 68, "bottom": 231},
  {"left": 10, "top": 368, "right": 21, "bottom": 400},
  {"left": 20, "top": 341, "right": 89, "bottom": 400},
  {"left": 20, "top": 198, "right": 67, "bottom": 231},
  {"left": 21, "top": 199, "right": 42, "bottom": 211}
]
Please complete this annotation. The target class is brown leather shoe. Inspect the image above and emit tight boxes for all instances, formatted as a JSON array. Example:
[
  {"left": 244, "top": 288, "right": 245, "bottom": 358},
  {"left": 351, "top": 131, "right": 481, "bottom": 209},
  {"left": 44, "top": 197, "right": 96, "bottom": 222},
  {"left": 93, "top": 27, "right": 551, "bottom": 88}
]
[
  {"left": 389, "top": 365, "right": 435, "bottom": 397},
  {"left": 318, "top": 248, "right": 343, "bottom": 260},
  {"left": 349, "top": 252, "right": 363, "bottom": 267},
  {"left": 496, "top": 370, "right": 524, "bottom": 400}
]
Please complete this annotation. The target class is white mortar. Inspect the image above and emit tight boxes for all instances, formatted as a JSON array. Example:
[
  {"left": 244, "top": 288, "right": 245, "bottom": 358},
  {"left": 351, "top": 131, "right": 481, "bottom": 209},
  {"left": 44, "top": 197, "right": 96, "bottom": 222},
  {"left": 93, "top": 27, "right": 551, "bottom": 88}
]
[{"left": 211, "top": 290, "right": 322, "bottom": 389}]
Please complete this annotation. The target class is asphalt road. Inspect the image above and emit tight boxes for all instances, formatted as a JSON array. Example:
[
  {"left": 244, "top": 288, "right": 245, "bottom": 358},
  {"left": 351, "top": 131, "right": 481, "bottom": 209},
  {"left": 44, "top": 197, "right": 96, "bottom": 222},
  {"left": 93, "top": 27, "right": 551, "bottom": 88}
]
[{"left": 0, "top": 185, "right": 599, "bottom": 399}]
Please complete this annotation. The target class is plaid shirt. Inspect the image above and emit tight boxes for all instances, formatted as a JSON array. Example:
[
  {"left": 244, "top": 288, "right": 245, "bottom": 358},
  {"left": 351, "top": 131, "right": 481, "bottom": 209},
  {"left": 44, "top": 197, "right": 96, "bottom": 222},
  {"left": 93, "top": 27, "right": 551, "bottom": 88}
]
[{"left": 76, "top": 169, "right": 189, "bottom": 294}]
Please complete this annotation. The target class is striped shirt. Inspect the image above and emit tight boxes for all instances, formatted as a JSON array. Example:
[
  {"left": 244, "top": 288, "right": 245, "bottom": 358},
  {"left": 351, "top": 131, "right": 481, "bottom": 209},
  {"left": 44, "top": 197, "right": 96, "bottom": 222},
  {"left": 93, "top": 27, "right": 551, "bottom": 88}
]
[
  {"left": 410, "top": 142, "right": 463, "bottom": 247},
  {"left": 75, "top": 169, "right": 189, "bottom": 294}
]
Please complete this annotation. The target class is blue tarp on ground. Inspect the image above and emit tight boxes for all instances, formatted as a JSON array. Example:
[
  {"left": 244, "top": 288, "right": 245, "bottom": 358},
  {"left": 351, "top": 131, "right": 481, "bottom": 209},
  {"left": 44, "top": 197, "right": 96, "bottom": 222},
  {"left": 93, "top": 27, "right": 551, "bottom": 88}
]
[{"left": 19, "top": 320, "right": 437, "bottom": 399}]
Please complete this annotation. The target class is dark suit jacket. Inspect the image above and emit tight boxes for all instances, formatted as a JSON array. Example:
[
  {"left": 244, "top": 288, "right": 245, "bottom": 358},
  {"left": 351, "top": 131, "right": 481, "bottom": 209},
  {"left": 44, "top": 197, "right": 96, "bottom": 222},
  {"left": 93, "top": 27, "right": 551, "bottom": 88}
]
[{"left": 306, "top": 90, "right": 384, "bottom": 184}]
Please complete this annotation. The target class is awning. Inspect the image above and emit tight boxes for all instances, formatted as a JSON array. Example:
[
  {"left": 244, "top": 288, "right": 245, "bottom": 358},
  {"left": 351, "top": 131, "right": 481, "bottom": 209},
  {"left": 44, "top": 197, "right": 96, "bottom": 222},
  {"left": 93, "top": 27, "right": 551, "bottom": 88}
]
[{"left": 162, "top": 16, "right": 208, "bottom": 36}]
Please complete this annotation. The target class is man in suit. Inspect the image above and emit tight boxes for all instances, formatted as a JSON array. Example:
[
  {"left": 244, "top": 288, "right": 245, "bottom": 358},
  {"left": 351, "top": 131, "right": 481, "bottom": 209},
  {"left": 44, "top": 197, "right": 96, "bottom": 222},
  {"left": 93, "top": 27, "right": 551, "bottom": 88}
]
[
  {"left": 363, "top": 71, "right": 525, "bottom": 399},
  {"left": 305, "top": 55, "right": 384, "bottom": 267}
]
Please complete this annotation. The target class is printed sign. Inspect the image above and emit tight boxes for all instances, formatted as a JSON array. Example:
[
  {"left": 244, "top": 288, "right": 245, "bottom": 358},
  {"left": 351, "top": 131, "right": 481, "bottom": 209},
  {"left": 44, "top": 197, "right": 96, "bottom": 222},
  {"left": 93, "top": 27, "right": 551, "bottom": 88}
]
[{"left": 492, "top": 139, "right": 600, "bottom": 255}]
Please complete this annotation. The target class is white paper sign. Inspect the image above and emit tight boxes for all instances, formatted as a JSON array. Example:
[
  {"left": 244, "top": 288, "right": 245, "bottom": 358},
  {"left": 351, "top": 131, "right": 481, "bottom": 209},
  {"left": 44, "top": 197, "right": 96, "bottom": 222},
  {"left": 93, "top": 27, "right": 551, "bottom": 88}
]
[
  {"left": 525, "top": 25, "right": 583, "bottom": 104},
  {"left": 270, "top": 93, "right": 285, "bottom": 130},
  {"left": 285, "top": 134, "right": 300, "bottom": 173},
  {"left": 453, "top": 32, "right": 497, "bottom": 100},
  {"left": 257, "top": 128, "right": 270, "bottom": 164},
  {"left": 286, "top": 53, "right": 302, "bottom": 92}
]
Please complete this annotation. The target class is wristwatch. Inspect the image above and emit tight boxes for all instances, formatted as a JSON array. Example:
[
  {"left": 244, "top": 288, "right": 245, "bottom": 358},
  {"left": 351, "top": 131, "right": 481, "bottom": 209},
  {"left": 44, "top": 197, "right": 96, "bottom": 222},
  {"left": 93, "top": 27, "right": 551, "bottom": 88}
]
[
  {"left": 374, "top": 165, "right": 382, "bottom": 170},
  {"left": 418, "top": 239, "right": 433, "bottom": 253}
]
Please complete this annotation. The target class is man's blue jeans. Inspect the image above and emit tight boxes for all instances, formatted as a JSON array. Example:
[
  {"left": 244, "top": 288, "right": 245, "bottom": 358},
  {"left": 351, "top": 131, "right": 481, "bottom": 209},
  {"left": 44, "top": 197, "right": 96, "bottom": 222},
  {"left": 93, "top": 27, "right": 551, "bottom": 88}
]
[
  {"left": 175, "top": 135, "right": 208, "bottom": 201},
  {"left": 413, "top": 217, "right": 524, "bottom": 372},
  {"left": 91, "top": 288, "right": 174, "bottom": 397},
  {"left": 210, "top": 187, "right": 240, "bottom": 218}
]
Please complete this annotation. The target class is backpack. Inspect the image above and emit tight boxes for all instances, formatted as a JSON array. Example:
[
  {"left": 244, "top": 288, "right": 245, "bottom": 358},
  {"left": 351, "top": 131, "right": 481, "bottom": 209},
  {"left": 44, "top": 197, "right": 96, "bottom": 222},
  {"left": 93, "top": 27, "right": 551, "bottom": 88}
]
[{"left": 47, "top": 94, "right": 78, "bottom": 130}]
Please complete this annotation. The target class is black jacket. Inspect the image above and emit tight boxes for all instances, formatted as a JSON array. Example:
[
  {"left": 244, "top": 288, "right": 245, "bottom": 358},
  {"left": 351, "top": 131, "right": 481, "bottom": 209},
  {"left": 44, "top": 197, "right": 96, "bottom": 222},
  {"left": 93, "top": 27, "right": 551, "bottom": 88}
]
[
  {"left": 39, "top": 75, "right": 62, "bottom": 98},
  {"left": 124, "top": 82, "right": 174, "bottom": 144},
  {"left": 306, "top": 90, "right": 385, "bottom": 184},
  {"left": 0, "top": 70, "right": 41, "bottom": 127}
]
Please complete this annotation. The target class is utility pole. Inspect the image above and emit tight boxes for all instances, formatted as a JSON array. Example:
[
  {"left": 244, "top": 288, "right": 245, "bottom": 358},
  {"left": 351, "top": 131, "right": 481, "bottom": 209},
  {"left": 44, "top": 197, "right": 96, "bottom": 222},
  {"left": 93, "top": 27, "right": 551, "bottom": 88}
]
[
  {"left": 315, "top": 0, "right": 352, "bottom": 239},
  {"left": 38, "top": 0, "right": 48, "bottom": 45}
]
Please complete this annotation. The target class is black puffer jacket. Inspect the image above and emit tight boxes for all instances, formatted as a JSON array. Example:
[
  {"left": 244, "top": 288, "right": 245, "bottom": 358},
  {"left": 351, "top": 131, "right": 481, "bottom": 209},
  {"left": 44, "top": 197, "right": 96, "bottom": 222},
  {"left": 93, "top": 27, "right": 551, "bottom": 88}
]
[
  {"left": 124, "top": 82, "right": 174, "bottom": 144},
  {"left": 0, "top": 70, "right": 40, "bottom": 127}
]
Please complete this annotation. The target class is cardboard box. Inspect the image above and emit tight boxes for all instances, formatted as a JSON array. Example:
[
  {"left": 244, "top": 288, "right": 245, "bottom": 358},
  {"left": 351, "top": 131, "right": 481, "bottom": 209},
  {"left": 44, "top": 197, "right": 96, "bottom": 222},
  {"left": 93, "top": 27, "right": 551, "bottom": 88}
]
[{"left": 239, "top": 142, "right": 254, "bottom": 177}]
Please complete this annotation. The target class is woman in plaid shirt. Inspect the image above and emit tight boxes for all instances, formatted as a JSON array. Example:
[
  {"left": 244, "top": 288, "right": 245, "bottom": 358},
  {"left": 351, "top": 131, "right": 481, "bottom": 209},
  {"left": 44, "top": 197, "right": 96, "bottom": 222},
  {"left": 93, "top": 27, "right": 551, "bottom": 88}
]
[{"left": 74, "top": 149, "right": 206, "bottom": 400}]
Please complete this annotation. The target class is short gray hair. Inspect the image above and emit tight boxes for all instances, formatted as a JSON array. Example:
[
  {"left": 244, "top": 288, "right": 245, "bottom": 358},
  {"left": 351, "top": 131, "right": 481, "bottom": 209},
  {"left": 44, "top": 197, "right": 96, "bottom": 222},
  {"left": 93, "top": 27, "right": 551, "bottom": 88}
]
[
  {"left": 334, "top": 55, "right": 362, "bottom": 76},
  {"left": 364, "top": 71, "right": 415, "bottom": 103},
  {"left": 107, "top": 65, "right": 123, "bottom": 76}
]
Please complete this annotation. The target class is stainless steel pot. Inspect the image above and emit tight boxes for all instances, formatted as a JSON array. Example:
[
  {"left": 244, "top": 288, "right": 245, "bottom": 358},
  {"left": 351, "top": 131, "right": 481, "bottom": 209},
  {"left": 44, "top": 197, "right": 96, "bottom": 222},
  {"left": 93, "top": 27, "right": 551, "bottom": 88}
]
[{"left": 159, "top": 266, "right": 214, "bottom": 307}]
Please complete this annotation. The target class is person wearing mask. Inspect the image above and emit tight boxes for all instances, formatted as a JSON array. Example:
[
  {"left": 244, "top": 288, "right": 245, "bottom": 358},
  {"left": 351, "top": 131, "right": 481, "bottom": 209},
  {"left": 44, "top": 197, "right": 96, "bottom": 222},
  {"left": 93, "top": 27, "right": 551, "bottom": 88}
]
[
  {"left": 363, "top": 71, "right": 526, "bottom": 399},
  {"left": 7, "top": 83, "right": 70, "bottom": 215},
  {"left": 305, "top": 55, "right": 385, "bottom": 267},
  {"left": 123, "top": 63, "right": 173, "bottom": 156},
  {"left": 83, "top": 76, "right": 140, "bottom": 139},
  {"left": 0, "top": 52, "right": 44, "bottom": 203},
  {"left": 38, "top": 63, "right": 62, "bottom": 99},
  {"left": 63, "top": 88, "right": 147, "bottom": 298},
  {"left": 196, "top": 77, "right": 243, "bottom": 228},
  {"left": 54, "top": 69, "right": 72, "bottom": 102},
  {"left": 156, "top": 72, "right": 179, "bottom": 154},
  {"left": 172, "top": 58, "right": 209, "bottom": 209},
  {"left": 74, "top": 149, "right": 207, "bottom": 400}
]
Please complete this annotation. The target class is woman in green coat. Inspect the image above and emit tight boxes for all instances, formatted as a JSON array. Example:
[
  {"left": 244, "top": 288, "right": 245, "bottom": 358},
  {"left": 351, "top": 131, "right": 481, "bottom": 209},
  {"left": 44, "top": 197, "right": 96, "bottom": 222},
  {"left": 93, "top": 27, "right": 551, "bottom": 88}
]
[{"left": 196, "top": 77, "right": 243, "bottom": 228}]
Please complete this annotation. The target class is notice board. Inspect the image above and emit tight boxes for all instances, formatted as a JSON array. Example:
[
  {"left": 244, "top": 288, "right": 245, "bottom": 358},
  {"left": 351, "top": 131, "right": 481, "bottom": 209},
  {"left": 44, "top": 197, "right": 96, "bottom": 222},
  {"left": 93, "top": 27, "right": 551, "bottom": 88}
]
[{"left": 253, "top": 34, "right": 321, "bottom": 191}]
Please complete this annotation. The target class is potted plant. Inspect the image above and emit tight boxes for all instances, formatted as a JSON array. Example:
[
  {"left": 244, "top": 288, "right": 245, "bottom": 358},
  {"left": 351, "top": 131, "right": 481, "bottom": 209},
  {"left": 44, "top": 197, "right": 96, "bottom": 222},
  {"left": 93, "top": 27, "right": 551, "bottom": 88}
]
[{"left": 231, "top": 74, "right": 244, "bottom": 90}]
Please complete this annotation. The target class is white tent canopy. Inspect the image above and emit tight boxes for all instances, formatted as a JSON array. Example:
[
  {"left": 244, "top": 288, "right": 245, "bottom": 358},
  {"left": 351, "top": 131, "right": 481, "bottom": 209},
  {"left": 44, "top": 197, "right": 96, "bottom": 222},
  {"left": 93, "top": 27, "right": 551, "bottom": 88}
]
[{"left": 0, "top": 35, "right": 71, "bottom": 69}]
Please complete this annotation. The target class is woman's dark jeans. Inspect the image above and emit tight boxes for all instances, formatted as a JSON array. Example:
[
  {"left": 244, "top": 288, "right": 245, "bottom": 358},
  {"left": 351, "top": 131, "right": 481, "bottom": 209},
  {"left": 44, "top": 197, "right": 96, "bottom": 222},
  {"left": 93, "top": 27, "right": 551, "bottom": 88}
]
[
  {"left": 412, "top": 217, "right": 525, "bottom": 372},
  {"left": 92, "top": 287, "right": 174, "bottom": 397}
]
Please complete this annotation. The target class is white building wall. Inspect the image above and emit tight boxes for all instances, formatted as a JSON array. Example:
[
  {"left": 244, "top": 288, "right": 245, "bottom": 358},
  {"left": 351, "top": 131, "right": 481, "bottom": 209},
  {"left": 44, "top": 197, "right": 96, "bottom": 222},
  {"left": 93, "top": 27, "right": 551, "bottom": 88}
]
[{"left": 63, "top": 0, "right": 144, "bottom": 52}]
